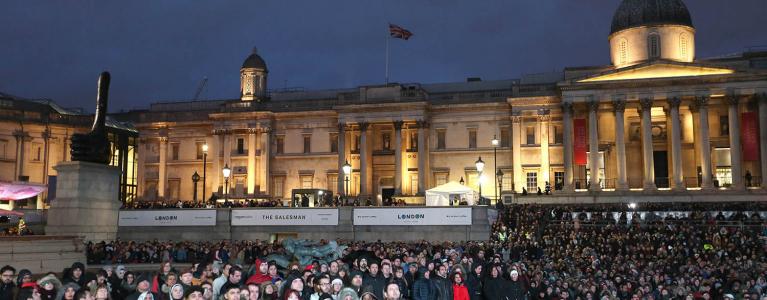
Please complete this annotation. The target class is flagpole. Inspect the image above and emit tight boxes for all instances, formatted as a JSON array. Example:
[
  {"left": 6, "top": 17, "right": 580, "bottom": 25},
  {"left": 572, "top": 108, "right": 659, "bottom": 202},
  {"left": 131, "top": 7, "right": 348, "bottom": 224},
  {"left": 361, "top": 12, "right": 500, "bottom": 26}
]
[{"left": 385, "top": 31, "right": 390, "bottom": 85}]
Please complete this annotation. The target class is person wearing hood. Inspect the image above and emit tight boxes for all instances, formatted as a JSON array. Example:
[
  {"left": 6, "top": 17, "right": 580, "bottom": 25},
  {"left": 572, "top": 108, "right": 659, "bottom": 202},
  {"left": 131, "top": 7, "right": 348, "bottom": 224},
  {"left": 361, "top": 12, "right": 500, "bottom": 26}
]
[
  {"left": 55, "top": 283, "right": 80, "bottom": 300},
  {"left": 63, "top": 263, "right": 87, "bottom": 289},
  {"left": 464, "top": 264, "right": 482, "bottom": 300},
  {"left": 115, "top": 272, "right": 136, "bottom": 300},
  {"left": 246, "top": 261, "right": 271, "bottom": 286},
  {"left": 411, "top": 270, "right": 433, "bottom": 300},
  {"left": 169, "top": 284, "right": 184, "bottom": 300},
  {"left": 336, "top": 288, "right": 358, "bottom": 300},
  {"left": 16, "top": 270, "right": 33, "bottom": 288},
  {"left": 1, "top": 265, "right": 17, "bottom": 300},
  {"left": 37, "top": 274, "right": 62, "bottom": 300},
  {"left": 110, "top": 267, "right": 126, "bottom": 300},
  {"left": 358, "top": 286, "right": 376, "bottom": 300}
]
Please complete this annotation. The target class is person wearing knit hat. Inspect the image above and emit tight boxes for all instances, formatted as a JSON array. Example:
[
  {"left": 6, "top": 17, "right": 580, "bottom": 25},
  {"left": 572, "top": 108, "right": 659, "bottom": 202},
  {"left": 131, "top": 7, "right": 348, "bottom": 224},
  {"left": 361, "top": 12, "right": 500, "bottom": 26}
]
[
  {"left": 55, "top": 282, "right": 81, "bottom": 300},
  {"left": 358, "top": 285, "right": 377, "bottom": 300},
  {"left": 336, "top": 288, "right": 359, "bottom": 300}
]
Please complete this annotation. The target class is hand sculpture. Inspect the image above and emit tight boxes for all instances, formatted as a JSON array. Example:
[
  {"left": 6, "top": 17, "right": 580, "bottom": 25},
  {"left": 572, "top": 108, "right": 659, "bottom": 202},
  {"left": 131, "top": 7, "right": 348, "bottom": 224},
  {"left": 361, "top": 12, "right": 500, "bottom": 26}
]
[{"left": 70, "top": 72, "right": 111, "bottom": 164}]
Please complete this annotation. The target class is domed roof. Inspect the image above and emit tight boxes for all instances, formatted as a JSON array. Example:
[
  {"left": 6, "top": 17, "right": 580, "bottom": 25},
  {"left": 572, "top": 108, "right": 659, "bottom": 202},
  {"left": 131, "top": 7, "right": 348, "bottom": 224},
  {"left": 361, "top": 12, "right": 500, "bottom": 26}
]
[
  {"left": 242, "top": 48, "right": 268, "bottom": 71},
  {"left": 610, "top": 0, "right": 693, "bottom": 35}
]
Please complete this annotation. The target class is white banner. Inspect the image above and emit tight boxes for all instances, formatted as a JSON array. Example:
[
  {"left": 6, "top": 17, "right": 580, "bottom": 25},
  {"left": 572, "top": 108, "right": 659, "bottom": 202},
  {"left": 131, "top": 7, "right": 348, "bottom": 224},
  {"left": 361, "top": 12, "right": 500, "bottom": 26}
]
[
  {"left": 353, "top": 207, "right": 472, "bottom": 226},
  {"left": 231, "top": 209, "right": 339, "bottom": 226},
  {"left": 118, "top": 210, "right": 217, "bottom": 227}
]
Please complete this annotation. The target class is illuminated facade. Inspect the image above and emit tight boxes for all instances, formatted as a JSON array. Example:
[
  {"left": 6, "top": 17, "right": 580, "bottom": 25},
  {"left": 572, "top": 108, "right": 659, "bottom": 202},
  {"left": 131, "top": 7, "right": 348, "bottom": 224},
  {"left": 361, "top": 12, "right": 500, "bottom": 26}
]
[{"left": 0, "top": 93, "right": 138, "bottom": 210}]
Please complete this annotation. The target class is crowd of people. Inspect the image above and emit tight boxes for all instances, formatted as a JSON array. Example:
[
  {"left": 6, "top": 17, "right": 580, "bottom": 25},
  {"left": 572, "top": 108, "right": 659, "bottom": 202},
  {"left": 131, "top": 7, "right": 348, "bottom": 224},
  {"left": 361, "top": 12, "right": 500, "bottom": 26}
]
[
  {"left": 120, "top": 196, "right": 413, "bottom": 210},
  {"left": 2, "top": 202, "right": 767, "bottom": 300}
]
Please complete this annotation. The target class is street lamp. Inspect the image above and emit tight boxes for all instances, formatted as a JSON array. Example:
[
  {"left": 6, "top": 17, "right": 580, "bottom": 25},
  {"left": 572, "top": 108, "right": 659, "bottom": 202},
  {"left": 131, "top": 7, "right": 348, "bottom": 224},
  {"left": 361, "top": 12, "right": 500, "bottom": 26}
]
[
  {"left": 459, "top": 176, "right": 465, "bottom": 185},
  {"left": 496, "top": 169, "right": 504, "bottom": 205},
  {"left": 475, "top": 156, "right": 485, "bottom": 200},
  {"left": 202, "top": 143, "right": 208, "bottom": 203},
  {"left": 491, "top": 135, "right": 499, "bottom": 203},
  {"left": 342, "top": 160, "right": 352, "bottom": 199},
  {"left": 222, "top": 164, "right": 231, "bottom": 205},
  {"left": 192, "top": 171, "right": 200, "bottom": 204}
]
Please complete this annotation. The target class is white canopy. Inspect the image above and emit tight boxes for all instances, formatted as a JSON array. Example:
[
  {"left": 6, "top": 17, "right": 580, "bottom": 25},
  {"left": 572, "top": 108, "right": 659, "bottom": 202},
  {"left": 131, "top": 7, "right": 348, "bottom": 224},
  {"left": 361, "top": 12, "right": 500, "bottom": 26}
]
[{"left": 425, "top": 181, "right": 478, "bottom": 206}]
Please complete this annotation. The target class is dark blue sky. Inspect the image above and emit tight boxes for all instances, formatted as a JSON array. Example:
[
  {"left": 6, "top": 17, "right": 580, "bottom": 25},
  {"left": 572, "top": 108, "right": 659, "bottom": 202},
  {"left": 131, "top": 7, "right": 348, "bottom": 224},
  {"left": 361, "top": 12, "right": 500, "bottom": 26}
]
[{"left": 1, "top": 1, "right": 765, "bottom": 112}]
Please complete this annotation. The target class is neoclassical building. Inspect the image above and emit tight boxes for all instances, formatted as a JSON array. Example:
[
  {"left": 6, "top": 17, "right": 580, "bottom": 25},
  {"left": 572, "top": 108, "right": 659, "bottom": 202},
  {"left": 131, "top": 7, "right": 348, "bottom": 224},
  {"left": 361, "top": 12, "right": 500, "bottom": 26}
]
[{"left": 110, "top": 0, "right": 767, "bottom": 204}]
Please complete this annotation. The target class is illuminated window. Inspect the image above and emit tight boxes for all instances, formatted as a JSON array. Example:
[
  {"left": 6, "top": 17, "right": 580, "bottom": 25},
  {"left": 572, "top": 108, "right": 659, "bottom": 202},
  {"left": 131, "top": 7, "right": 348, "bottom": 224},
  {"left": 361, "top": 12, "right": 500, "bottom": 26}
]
[
  {"left": 300, "top": 175, "right": 313, "bottom": 189},
  {"left": 273, "top": 176, "right": 285, "bottom": 197},
  {"left": 680, "top": 34, "right": 689, "bottom": 60},
  {"left": 619, "top": 39, "right": 628, "bottom": 65},
  {"left": 409, "top": 174, "right": 418, "bottom": 195},
  {"left": 715, "top": 167, "right": 732, "bottom": 187},
  {"left": 327, "top": 174, "right": 338, "bottom": 193},
  {"left": 648, "top": 34, "right": 660, "bottom": 58},
  {"left": 526, "top": 172, "right": 538, "bottom": 191},
  {"left": 434, "top": 173, "right": 448, "bottom": 186}
]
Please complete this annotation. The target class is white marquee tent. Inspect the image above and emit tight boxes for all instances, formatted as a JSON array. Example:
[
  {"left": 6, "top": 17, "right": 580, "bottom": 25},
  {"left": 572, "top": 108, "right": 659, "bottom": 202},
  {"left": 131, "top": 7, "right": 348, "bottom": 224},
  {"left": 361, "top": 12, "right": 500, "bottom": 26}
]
[{"left": 425, "top": 181, "right": 478, "bottom": 206}]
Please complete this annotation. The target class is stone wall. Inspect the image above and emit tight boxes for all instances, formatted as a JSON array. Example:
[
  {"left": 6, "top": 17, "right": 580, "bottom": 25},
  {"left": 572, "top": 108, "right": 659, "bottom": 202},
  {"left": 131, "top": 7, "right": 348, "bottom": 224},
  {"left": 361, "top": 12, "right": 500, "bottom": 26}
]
[{"left": 0, "top": 236, "right": 86, "bottom": 274}]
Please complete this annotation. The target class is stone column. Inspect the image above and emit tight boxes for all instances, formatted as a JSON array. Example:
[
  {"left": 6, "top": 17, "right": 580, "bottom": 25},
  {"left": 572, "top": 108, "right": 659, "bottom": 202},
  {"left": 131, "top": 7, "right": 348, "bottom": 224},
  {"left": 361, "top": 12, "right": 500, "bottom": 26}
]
[
  {"left": 693, "top": 96, "right": 714, "bottom": 189},
  {"left": 726, "top": 95, "right": 744, "bottom": 190},
  {"left": 511, "top": 114, "right": 523, "bottom": 192},
  {"left": 158, "top": 136, "right": 168, "bottom": 198},
  {"left": 588, "top": 100, "right": 602, "bottom": 191},
  {"left": 13, "top": 130, "right": 26, "bottom": 181},
  {"left": 247, "top": 128, "right": 258, "bottom": 194},
  {"left": 668, "top": 97, "right": 685, "bottom": 191},
  {"left": 562, "top": 103, "right": 574, "bottom": 192},
  {"left": 639, "top": 98, "right": 656, "bottom": 190},
  {"left": 136, "top": 138, "right": 146, "bottom": 197},
  {"left": 210, "top": 132, "right": 221, "bottom": 196},
  {"left": 759, "top": 93, "right": 767, "bottom": 189},
  {"left": 260, "top": 127, "right": 270, "bottom": 195},
  {"left": 417, "top": 120, "right": 428, "bottom": 195},
  {"left": 613, "top": 99, "right": 629, "bottom": 190},
  {"left": 393, "top": 121, "right": 404, "bottom": 195},
  {"left": 539, "top": 112, "right": 550, "bottom": 189},
  {"left": 337, "top": 123, "right": 346, "bottom": 196},
  {"left": 359, "top": 122, "right": 369, "bottom": 197}
]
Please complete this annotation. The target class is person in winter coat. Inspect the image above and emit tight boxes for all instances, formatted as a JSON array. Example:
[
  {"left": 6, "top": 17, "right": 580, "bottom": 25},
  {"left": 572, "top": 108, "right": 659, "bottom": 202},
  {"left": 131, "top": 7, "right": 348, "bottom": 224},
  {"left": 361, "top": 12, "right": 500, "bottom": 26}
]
[
  {"left": 430, "top": 265, "right": 452, "bottom": 300},
  {"left": 1, "top": 265, "right": 17, "bottom": 300},
  {"left": 246, "top": 260, "right": 272, "bottom": 286},
  {"left": 450, "top": 273, "right": 469, "bottom": 300},
  {"left": 482, "top": 266, "right": 505, "bottom": 300},
  {"left": 37, "top": 274, "right": 62, "bottom": 300},
  {"left": 463, "top": 264, "right": 482, "bottom": 300},
  {"left": 55, "top": 283, "right": 80, "bottom": 300},
  {"left": 502, "top": 271, "right": 526, "bottom": 300},
  {"left": 362, "top": 263, "right": 385, "bottom": 300},
  {"left": 336, "top": 288, "right": 358, "bottom": 300},
  {"left": 411, "top": 270, "right": 433, "bottom": 300},
  {"left": 62, "top": 263, "right": 87, "bottom": 288}
]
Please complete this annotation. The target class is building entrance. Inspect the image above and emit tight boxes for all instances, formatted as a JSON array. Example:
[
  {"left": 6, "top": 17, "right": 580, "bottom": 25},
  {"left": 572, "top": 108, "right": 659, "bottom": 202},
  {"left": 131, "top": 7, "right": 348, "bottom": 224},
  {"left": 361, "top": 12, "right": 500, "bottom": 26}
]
[{"left": 653, "top": 151, "right": 669, "bottom": 188}]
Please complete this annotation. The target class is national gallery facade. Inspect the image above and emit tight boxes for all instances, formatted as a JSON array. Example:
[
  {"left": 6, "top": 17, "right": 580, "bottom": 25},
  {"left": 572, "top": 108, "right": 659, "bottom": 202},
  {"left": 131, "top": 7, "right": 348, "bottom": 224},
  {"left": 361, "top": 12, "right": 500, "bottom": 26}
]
[{"left": 3, "top": 0, "right": 767, "bottom": 208}]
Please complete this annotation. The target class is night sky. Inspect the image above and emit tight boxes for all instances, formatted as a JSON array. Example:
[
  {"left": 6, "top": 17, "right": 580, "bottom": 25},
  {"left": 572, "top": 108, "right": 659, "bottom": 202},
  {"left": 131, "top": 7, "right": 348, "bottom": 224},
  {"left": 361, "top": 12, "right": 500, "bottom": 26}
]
[{"left": 1, "top": 1, "right": 765, "bottom": 112}]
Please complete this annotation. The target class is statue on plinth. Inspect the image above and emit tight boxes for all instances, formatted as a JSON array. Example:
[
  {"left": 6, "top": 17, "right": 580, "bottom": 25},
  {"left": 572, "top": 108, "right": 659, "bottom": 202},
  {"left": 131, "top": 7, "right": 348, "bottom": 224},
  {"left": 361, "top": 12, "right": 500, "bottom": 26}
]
[{"left": 70, "top": 72, "right": 111, "bottom": 164}]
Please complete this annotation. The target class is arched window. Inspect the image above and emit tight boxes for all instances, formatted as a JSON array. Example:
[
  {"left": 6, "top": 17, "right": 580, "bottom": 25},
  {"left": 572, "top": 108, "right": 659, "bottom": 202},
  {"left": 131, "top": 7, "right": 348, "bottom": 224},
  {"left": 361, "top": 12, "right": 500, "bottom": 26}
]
[
  {"left": 680, "top": 33, "right": 689, "bottom": 60},
  {"left": 648, "top": 34, "right": 660, "bottom": 59},
  {"left": 619, "top": 38, "right": 628, "bottom": 65}
]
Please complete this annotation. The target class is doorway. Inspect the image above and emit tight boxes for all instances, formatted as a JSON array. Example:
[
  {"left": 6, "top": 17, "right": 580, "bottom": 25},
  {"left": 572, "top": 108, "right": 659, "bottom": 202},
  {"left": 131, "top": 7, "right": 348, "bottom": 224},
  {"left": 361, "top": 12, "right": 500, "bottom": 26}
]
[
  {"left": 653, "top": 151, "right": 669, "bottom": 188},
  {"left": 381, "top": 188, "right": 395, "bottom": 206}
]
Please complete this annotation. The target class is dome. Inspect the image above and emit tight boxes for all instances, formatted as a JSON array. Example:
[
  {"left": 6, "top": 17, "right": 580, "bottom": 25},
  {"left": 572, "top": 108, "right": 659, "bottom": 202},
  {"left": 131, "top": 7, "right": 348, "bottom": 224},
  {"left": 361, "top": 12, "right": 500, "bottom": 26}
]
[
  {"left": 610, "top": 0, "right": 693, "bottom": 35},
  {"left": 242, "top": 48, "right": 268, "bottom": 71}
]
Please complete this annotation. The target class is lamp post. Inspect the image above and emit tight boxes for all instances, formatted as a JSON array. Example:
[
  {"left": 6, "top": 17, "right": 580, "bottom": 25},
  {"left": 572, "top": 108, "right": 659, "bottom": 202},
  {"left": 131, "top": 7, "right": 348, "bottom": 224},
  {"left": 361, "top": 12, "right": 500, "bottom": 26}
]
[
  {"left": 222, "top": 164, "right": 231, "bottom": 205},
  {"left": 475, "top": 156, "right": 485, "bottom": 200},
  {"left": 342, "top": 160, "right": 352, "bottom": 199},
  {"left": 459, "top": 177, "right": 465, "bottom": 185},
  {"left": 192, "top": 171, "right": 200, "bottom": 204},
  {"left": 491, "top": 135, "right": 499, "bottom": 203},
  {"left": 202, "top": 143, "right": 208, "bottom": 203},
  {"left": 496, "top": 169, "right": 504, "bottom": 205}
]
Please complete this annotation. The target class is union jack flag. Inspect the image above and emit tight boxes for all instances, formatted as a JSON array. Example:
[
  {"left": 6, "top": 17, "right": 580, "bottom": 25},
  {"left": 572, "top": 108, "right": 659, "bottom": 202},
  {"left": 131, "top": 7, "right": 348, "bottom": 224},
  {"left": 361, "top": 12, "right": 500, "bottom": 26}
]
[{"left": 389, "top": 24, "right": 413, "bottom": 40}]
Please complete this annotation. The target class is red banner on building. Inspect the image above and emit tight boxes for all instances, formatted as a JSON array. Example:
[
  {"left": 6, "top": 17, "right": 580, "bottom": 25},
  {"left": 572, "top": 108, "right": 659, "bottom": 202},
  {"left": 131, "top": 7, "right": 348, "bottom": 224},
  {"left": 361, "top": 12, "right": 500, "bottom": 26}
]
[
  {"left": 741, "top": 112, "right": 759, "bottom": 161},
  {"left": 573, "top": 119, "right": 588, "bottom": 165}
]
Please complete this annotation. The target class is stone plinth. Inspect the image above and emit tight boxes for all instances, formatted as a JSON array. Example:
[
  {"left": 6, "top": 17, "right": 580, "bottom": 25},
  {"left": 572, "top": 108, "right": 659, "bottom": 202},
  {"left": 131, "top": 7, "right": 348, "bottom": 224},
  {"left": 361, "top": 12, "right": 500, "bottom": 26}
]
[
  {"left": 0, "top": 236, "right": 86, "bottom": 274},
  {"left": 45, "top": 161, "right": 121, "bottom": 241}
]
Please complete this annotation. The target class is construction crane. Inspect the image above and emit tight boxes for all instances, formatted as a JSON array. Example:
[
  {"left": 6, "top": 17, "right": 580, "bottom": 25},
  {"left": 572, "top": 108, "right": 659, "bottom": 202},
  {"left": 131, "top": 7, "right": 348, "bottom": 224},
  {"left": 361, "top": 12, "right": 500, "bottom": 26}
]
[{"left": 193, "top": 77, "right": 208, "bottom": 100}]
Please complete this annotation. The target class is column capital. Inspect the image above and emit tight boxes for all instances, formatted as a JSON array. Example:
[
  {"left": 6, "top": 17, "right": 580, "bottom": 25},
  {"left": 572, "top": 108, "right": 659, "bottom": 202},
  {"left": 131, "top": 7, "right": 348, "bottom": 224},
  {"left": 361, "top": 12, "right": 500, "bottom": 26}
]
[
  {"left": 639, "top": 98, "right": 654, "bottom": 110},
  {"left": 12, "top": 130, "right": 27, "bottom": 139},
  {"left": 538, "top": 114, "right": 551, "bottom": 122},
  {"left": 393, "top": 120, "right": 405, "bottom": 130},
  {"left": 588, "top": 100, "right": 600, "bottom": 112},
  {"left": 724, "top": 94, "right": 739, "bottom": 106},
  {"left": 667, "top": 97, "right": 682, "bottom": 109},
  {"left": 511, "top": 114, "right": 522, "bottom": 123},
  {"left": 247, "top": 128, "right": 259, "bottom": 134},
  {"left": 612, "top": 100, "right": 626, "bottom": 113},
  {"left": 561, "top": 102, "right": 573, "bottom": 113},
  {"left": 260, "top": 126, "right": 271, "bottom": 134},
  {"left": 691, "top": 96, "right": 710, "bottom": 112},
  {"left": 159, "top": 136, "right": 169, "bottom": 143},
  {"left": 358, "top": 122, "right": 370, "bottom": 132}
]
